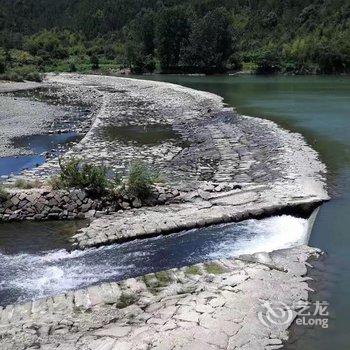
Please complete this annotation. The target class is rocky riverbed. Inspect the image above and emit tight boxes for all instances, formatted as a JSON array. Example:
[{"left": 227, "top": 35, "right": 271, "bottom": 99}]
[
  {"left": 0, "top": 74, "right": 329, "bottom": 349},
  {"left": 1, "top": 74, "right": 328, "bottom": 228}
]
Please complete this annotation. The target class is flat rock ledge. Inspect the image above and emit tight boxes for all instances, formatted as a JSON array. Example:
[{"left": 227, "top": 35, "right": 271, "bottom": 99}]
[{"left": 0, "top": 245, "right": 320, "bottom": 350}]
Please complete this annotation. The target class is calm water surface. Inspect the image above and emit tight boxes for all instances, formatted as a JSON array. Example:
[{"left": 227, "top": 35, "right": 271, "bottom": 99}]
[
  {"left": 0, "top": 132, "right": 80, "bottom": 176},
  {"left": 137, "top": 75, "right": 350, "bottom": 350}
]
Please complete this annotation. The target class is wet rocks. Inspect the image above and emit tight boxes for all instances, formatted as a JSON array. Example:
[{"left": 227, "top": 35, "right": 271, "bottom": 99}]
[{"left": 0, "top": 245, "right": 322, "bottom": 350}]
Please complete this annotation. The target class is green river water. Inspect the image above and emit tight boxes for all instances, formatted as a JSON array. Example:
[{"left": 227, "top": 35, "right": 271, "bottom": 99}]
[{"left": 138, "top": 75, "right": 350, "bottom": 349}]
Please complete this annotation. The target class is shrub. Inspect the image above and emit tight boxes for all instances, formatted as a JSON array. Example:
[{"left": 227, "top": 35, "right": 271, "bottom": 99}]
[
  {"left": 69, "top": 62, "right": 77, "bottom": 72},
  {"left": 126, "top": 161, "right": 157, "bottom": 199},
  {"left": 58, "top": 158, "right": 109, "bottom": 196},
  {"left": 0, "top": 185, "right": 9, "bottom": 201},
  {"left": 0, "top": 50, "right": 6, "bottom": 74},
  {"left": 90, "top": 54, "right": 99, "bottom": 70},
  {"left": 0, "top": 66, "right": 43, "bottom": 82}
]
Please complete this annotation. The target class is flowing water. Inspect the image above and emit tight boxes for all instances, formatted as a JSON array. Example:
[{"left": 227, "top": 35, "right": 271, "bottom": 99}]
[
  {"left": 0, "top": 215, "right": 311, "bottom": 306},
  {"left": 135, "top": 75, "right": 350, "bottom": 350}
]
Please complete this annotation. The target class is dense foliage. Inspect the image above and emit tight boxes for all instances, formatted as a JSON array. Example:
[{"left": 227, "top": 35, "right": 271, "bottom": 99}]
[
  {"left": 54, "top": 158, "right": 157, "bottom": 200},
  {"left": 57, "top": 158, "right": 110, "bottom": 197},
  {"left": 0, "top": 0, "right": 349, "bottom": 77},
  {"left": 127, "top": 161, "right": 158, "bottom": 199}
]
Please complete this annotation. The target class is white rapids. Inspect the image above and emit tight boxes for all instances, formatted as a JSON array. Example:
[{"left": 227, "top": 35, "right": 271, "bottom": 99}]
[{"left": 0, "top": 214, "right": 315, "bottom": 305}]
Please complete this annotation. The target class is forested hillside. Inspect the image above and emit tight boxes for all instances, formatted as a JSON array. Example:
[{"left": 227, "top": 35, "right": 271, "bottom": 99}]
[{"left": 0, "top": 0, "right": 349, "bottom": 80}]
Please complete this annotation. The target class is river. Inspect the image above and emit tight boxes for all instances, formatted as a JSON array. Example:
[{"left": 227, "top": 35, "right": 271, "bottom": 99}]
[
  {"left": 0, "top": 215, "right": 310, "bottom": 306},
  {"left": 136, "top": 74, "right": 350, "bottom": 350}
]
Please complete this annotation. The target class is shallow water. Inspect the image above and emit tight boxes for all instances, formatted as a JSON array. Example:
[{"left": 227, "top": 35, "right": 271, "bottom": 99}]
[
  {"left": 0, "top": 132, "right": 81, "bottom": 176},
  {"left": 136, "top": 75, "right": 350, "bottom": 350},
  {"left": 101, "top": 124, "right": 180, "bottom": 145},
  {"left": 0, "top": 215, "right": 309, "bottom": 306},
  {"left": 0, "top": 88, "right": 89, "bottom": 177}
]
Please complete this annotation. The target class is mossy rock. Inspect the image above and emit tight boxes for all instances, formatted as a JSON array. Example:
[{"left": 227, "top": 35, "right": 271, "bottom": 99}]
[
  {"left": 204, "top": 262, "right": 228, "bottom": 275},
  {"left": 143, "top": 274, "right": 159, "bottom": 288},
  {"left": 116, "top": 292, "right": 138, "bottom": 309},
  {"left": 185, "top": 265, "right": 202, "bottom": 276},
  {"left": 155, "top": 271, "right": 172, "bottom": 287}
]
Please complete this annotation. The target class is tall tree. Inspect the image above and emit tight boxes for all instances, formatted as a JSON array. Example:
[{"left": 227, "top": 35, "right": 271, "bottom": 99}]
[
  {"left": 181, "top": 7, "right": 234, "bottom": 71},
  {"left": 125, "top": 10, "right": 155, "bottom": 72},
  {"left": 156, "top": 6, "right": 191, "bottom": 71}
]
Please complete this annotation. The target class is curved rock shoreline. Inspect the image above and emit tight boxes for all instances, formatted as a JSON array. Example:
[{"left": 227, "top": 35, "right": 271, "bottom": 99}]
[
  {"left": 49, "top": 74, "right": 329, "bottom": 248},
  {"left": 1, "top": 74, "right": 328, "bottom": 239},
  {"left": 0, "top": 74, "right": 329, "bottom": 349}
]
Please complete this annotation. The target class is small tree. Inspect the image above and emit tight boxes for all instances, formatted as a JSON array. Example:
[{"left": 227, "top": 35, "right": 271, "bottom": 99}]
[
  {"left": 156, "top": 6, "right": 191, "bottom": 71},
  {"left": 0, "top": 49, "right": 6, "bottom": 74},
  {"left": 90, "top": 54, "right": 99, "bottom": 70},
  {"left": 181, "top": 7, "right": 234, "bottom": 72}
]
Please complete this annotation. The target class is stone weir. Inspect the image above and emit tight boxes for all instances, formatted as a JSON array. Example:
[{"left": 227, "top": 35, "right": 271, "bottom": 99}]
[
  {"left": 0, "top": 73, "right": 328, "bottom": 241},
  {"left": 26, "top": 73, "right": 328, "bottom": 248},
  {"left": 0, "top": 245, "right": 322, "bottom": 350}
]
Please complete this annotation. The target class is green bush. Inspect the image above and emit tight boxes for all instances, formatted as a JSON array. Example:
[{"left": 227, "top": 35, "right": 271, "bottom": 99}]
[
  {"left": 52, "top": 158, "right": 158, "bottom": 200},
  {"left": 126, "top": 161, "right": 157, "bottom": 199},
  {"left": 0, "top": 185, "right": 9, "bottom": 201},
  {"left": 58, "top": 158, "right": 109, "bottom": 196},
  {"left": 90, "top": 54, "right": 99, "bottom": 70},
  {"left": 0, "top": 66, "right": 43, "bottom": 82}
]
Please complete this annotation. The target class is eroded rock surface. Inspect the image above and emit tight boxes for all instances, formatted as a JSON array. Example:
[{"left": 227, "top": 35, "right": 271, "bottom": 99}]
[{"left": 0, "top": 246, "right": 320, "bottom": 350}]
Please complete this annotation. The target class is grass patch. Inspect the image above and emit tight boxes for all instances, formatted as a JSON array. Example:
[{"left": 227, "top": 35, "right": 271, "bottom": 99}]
[
  {"left": 143, "top": 274, "right": 158, "bottom": 288},
  {"left": 13, "top": 178, "right": 42, "bottom": 189},
  {"left": 185, "top": 265, "right": 202, "bottom": 276},
  {"left": 0, "top": 66, "right": 43, "bottom": 82},
  {"left": 58, "top": 157, "right": 109, "bottom": 197},
  {"left": 49, "top": 157, "right": 159, "bottom": 201},
  {"left": 155, "top": 271, "right": 172, "bottom": 287},
  {"left": 204, "top": 262, "right": 228, "bottom": 275},
  {"left": 241, "top": 61, "right": 258, "bottom": 72},
  {"left": 47, "top": 175, "right": 63, "bottom": 190},
  {"left": 116, "top": 293, "right": 138, "bottom": 309}
]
